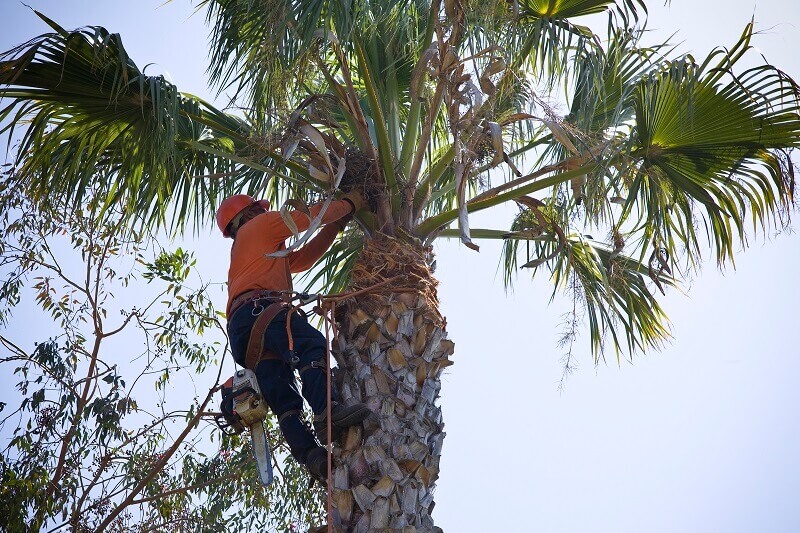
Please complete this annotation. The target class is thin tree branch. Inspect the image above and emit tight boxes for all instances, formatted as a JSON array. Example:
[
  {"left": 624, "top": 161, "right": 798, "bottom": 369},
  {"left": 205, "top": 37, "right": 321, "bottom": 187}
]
[{"left": 129, "top": 470, "right": 241, "bottom": 506}]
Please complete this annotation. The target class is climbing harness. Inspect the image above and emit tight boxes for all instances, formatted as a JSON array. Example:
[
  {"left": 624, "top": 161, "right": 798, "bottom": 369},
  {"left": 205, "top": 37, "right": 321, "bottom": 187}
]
[
  {"left": 244, "top": 300, "right": 288, "bottom": 370},
  {"left": 214, "top": 290, "right": 327, "bottom": 490}
]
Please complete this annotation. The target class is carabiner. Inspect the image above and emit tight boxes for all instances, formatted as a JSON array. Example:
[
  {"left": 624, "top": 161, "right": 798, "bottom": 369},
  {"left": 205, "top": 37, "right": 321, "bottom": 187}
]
[
  {"left": 288, "top": 351, "right": 300, "bottom": 369},
  {"left": 252, "top": 301, "right": 264, "bottom": 316}
]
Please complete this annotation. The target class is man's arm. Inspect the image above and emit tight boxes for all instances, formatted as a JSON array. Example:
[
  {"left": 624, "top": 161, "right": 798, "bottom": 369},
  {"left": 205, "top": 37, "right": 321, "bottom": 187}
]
[{"left": 287, "top": 221, "right": 345, "bottom": 273}]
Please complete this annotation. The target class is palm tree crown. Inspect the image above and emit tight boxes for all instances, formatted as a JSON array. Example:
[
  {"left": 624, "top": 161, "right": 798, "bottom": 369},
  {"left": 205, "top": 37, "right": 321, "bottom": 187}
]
[{"left": 2, "top": 2, "right": 796, "bottom": 357}]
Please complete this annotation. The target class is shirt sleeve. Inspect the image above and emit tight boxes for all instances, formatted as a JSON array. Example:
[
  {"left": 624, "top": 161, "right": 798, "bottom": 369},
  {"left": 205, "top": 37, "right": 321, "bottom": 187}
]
[{"left": 288, "top": 223, "right": 341, "bottom": 273}]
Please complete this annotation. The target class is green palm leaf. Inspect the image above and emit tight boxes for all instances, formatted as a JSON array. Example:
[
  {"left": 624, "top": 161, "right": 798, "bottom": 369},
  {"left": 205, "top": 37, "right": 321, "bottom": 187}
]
[
  {"left": 625, "top": 23, "right": 800, "bottom": 266},
  {"left": 1, "top": 7, "right": 797, "bottom": 362},
  {"left": 507, "top": 0, "right": 645, "bottom": 81},
  {"left": 0, "top": 12, "right": 271, "bottom": 231}
]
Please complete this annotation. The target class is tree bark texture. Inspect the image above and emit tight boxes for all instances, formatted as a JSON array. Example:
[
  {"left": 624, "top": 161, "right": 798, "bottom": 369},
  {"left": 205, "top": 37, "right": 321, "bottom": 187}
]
[{"left": 329, "top": 236, "right": 453, "bottom": 532}]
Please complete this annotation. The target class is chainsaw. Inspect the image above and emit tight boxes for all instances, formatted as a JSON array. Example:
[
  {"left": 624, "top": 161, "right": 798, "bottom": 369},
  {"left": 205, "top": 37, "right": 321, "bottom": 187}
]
[{"left": 215, "top": 369, "right": 274, "bottom": 486}]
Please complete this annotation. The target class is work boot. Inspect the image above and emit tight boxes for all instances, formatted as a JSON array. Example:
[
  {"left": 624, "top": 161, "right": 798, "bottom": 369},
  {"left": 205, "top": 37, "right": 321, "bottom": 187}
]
[
  {"left": 313, "top": 402, "right": 372, "bottom": 445},
  {"left": 304, "top": 446, "right": 328, "bottom": 482}
]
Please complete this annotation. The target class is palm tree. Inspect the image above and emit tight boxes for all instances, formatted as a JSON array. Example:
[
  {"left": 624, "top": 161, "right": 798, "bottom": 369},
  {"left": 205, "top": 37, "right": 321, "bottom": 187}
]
[{"left": 2, "top": 1, "right": 798, "bottom": 530}]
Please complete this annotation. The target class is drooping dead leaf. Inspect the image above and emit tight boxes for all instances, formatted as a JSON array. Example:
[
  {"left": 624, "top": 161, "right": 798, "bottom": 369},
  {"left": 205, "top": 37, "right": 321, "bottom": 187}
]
[
  {"left": 308, "top": 164, "right": 329, "bottom": 183},
  {"left": 486, "top": 121, "right": 504, "bottom": 166},
  {"left": 543, "top": 118, "right": 579, "bottom": 155},
  {"left": 478, "top": 58, "right": 505, "bottom": 96},
  {"left": 299, "top": 123, "right": 332, "bottom": 173}
]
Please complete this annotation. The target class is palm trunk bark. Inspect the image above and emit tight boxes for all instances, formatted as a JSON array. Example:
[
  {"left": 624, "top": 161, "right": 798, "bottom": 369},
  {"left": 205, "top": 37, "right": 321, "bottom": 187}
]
[{"left": 329, "top": 235, "right": 453, "bottom": 532}]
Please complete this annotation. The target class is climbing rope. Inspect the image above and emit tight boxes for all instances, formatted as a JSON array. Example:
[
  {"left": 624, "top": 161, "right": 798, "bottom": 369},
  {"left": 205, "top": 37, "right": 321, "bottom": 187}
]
[{"left": 319, "top": 298, "right": 334, "bottom": 533}]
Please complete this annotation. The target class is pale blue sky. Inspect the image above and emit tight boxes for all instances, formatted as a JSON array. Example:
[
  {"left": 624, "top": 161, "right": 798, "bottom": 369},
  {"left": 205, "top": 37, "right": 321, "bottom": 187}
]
[{"left": 2, "top": 1, "right": 799, "bottom": 532}]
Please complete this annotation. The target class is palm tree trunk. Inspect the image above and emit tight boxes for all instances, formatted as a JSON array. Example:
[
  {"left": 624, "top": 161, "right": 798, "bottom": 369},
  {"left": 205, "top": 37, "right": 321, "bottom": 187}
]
[{"left": 329, "top": 235, "right": 453, "bottom": 532}]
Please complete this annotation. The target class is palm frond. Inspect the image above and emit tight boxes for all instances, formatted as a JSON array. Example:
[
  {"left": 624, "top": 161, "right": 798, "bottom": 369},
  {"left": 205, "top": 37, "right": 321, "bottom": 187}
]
[
  {"left": 201, "top": 0, "right": 313, "bottom": 117},
  {"left": 0, "top": 14, "right": 261, "bottom": 232},
  {"left": 623, "top": 23, "right": 800, "bottom": 267},
  {"left": 301, "top": 228, "right": 364, "bottom": 295},
  {"left": 440, "top": 209, "right": 673, "bottom": 357},
  {"left": 496, "top": 210, "right": 673, "bottom": 356},
  {"left": 505, "top": 0, "right": 645, "bottom": 83},
  {"left": 554, "top": 234, "right": 673, "bottom": 360}
]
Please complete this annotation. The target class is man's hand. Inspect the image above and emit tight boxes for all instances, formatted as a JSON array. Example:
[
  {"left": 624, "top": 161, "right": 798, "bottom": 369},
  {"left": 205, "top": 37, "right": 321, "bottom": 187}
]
[{"left": 341, "top": 189, "right": 364, "bottom": 213}]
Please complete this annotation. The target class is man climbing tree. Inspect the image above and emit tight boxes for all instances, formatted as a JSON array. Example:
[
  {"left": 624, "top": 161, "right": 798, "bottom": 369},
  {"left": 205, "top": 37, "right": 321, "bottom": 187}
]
[{"left": 217, "top": 192, "right": 371, "bottom": 481}]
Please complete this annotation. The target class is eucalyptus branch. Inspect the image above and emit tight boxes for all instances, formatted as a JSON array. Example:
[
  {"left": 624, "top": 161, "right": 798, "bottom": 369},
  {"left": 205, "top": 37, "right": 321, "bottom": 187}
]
[
  {"left": 92, "top": 218, "right": 125, "bottom": 332},
  {"left": 0, "top": 335, "right": 27, "bottom": 357},
  {"left": 83, "top": 227, "right": 98, "bottom": 333},
  {"left": 71, "top": 364, "right": 114, "bottom": 388},
  {"left": 41, "top": 332, "right": 104, "bottom": 514},
  {"left": 33, "top": 231, "right": 92, "bottom": 305},
  {"left": 118, "top": 411, "right": 191, "bottom": 449},
  {"left": 96, "top": 353, "right": 225, "bottom": 531},
  {"left": 101, "top": 309, "right": 140, "bottom": 338},
  {"left": 70, "top": 452, "right": 112, "bottom": 529},
  {"left": 129, "top": 470, "right": 241, "bottom": 506}
]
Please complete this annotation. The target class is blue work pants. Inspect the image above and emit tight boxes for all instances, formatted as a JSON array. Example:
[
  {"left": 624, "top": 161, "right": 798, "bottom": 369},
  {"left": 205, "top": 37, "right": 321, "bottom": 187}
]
[{"left": 227, "top": 300, "right": 334, "bottom": 462}]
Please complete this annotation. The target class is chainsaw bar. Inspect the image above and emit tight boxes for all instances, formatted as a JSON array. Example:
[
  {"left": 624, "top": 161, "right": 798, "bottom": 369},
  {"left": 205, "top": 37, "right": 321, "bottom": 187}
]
[{"left": 250, "top": 420, "right": 274, "bottom": 486}]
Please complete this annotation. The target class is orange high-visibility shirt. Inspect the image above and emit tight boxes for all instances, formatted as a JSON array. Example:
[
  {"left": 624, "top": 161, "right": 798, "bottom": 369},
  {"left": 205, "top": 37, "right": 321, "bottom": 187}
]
[{"left": 226, "top": 199, "right": 353, "bottom": 315}]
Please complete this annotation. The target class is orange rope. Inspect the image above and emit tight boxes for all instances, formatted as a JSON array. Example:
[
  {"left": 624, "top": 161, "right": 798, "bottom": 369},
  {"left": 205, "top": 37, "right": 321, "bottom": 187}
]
[
  {"left": 285, "top": 306, "right": 297, "bottom": 354},
  {"left": 320, "top": 275, "right": 405, "bottom": 306},
  {"left": 321, "top": 298, "right": 333, "bottom": 533}
]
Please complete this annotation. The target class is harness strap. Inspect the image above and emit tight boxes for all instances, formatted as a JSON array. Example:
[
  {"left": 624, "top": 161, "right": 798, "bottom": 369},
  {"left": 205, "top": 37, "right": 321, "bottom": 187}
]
[
  {"left": 278, "top": 409, "right": 302, "bottom": 424},
  {"left": 230, "top": 289, "right": 283, "bottom": 317},
  {"left": 298, "top": 360, "right": 327, "bottom": 374},
  {"left": 245, "top": 302, "right": 289, "bottom": 370}
]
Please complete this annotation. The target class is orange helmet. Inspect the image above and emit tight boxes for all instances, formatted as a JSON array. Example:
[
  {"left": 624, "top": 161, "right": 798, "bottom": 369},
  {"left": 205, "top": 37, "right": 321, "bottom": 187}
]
[{"left": 216, "top": 194, "right": 271, "bottom": 237}]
